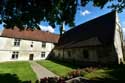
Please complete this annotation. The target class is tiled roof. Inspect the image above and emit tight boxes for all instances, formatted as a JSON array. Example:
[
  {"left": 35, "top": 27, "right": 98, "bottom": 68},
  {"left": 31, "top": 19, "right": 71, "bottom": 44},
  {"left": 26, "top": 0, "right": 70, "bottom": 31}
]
[
  {"left": 58, "top": 11, "right": 117, "bottom": 48},
  {"left": 1, "top": 27, "right": 59, "bottom": 43}
]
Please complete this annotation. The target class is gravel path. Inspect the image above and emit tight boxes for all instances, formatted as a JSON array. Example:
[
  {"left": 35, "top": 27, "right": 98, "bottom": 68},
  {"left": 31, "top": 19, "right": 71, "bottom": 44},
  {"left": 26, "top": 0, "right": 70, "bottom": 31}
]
[{"left": 30, "top": 61, "right": 58, "bottom": 80}]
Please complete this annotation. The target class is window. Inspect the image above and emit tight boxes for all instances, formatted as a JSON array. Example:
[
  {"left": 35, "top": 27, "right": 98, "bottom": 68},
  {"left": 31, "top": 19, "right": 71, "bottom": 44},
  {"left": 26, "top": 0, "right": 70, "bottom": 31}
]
[
  {"left": 14, "top": 39, "right": 20, "bottom": 46},
  {"left": 83, "top": 50, "right": 89, "bottom": 59},
  {"left": 41, "top": 52, "right": 45, "bottom": 58},
  {"left": 42, "top": 42, "right": 46, "bottom": 48},
  {"left": 12, "top": 51, "right": 19, "bottom": 59},
  {"left": 68, "top": 51, "right": 71, "bottom": 57}
]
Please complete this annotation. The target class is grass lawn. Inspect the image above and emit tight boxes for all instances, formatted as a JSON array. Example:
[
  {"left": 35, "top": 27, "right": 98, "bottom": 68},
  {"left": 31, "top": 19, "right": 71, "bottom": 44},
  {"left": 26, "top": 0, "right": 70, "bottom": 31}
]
[
  {"left": 37, "top": 60, "right": 74, "bottom": 76},
  {"left": 37, "top": 60, "right": 125, "bottom": 80},
  {"left": 0, "top": 61, "right": 37, "bottom": 82},
  {"left": 82, "top": 65, "right": 125, "bottom": 80},
  {"left": 82, "top": 68, "right": 112, "bottom": 80}
]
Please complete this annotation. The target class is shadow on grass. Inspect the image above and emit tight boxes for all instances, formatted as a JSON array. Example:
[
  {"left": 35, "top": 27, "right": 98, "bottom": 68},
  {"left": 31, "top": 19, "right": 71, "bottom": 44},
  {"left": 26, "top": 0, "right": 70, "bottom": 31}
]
[
  {"left": 106, "top": 64, "right": 125, "bottom": 80},
  {"left": 48, "top": 59, "right": 80, "bottom": 69},
  {"left": 48, "top": 59, "right": 125, "bottom": 81},
  {"left": 0, "top": 73, "right": 31, "bottom": 83},
  {"left": 84, "top": 64, "right": 125, "bottom": 81}
]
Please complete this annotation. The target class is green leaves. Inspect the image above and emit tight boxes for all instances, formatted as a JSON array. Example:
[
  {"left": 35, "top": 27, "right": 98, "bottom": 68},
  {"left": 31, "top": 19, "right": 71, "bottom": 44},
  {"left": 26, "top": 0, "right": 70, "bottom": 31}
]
[{"left": 0, "top": 0, "right": 124, "bottom": 31}]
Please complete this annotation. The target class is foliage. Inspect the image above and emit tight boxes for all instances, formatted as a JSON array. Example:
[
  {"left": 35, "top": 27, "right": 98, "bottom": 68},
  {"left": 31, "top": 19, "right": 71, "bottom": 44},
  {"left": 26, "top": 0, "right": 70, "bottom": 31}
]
[
  {"left": 0, "top": 0, "right": 124, "bottom": 31},
  {"left": 68, "top": 69, "right": 83, "bottom": 78},
  {"left": 0, "top": 61, "right": 37, "bottom": 82},
  {"left": 40, "top": 77, "right": 66, "bottom": 83}
]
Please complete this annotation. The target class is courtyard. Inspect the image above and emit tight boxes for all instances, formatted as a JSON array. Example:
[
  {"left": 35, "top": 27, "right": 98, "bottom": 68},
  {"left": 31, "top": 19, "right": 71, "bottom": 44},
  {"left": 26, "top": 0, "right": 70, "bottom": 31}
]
[{"left": 0, "top": 60, "right": 125, "bottom": 83}]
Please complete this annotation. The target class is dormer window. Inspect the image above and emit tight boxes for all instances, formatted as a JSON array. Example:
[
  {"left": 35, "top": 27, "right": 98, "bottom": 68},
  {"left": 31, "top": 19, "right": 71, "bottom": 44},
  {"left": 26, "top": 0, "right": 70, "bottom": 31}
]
[{"left": 14, "top": 39, "right": 20, "bottom": 46}]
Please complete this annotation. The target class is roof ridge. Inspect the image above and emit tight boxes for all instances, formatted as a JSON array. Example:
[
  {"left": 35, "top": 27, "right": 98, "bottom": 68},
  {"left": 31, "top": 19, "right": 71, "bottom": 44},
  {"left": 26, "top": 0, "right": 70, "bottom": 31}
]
[{"left": 65, "top": 11, "right": 116, "bottom": 33}]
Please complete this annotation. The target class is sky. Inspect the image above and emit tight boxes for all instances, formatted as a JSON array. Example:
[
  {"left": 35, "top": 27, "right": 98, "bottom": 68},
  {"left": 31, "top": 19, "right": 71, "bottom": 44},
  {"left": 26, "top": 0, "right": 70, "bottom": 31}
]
[
  {"left": 0, "top": 1, "right": 125, "bottom": 35},
  {"left": 54, "top": 2, "right": 125, "bottom": 35}
]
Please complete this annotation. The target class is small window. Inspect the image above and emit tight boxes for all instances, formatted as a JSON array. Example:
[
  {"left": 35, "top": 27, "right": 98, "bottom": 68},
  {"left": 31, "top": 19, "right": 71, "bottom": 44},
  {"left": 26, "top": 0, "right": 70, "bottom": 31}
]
[
  {"left": 14, "top": 39, "right": 20, "bottom": 46},
  {"left": 58, "top": 53, "right": 60, "bottom": 57},
  {"left": 42, "top": 42, "right": 46, "bottom": 48},
  {"left": 41, "top": 52, "right": 45, "bottom": 58},
  {"left": 12, "top": 51, "right": 19, "bottom": 59},
  {"left": 68, "top": 51, "right": 71, "bottom": 57},
  {"left": 83, "top": 50, "right": 89, "bottom": 59}
]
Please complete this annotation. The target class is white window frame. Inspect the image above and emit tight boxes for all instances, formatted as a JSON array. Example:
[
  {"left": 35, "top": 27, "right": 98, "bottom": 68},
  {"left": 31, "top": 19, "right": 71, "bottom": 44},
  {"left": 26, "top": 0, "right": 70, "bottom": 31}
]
[
  {"left": 12, "top": 51, "right": 19, "bottom": 59},
  {"left": 41, "top": 52, "right": 45, "bottom": 58},
  {"left": 14, "top": 39, "right": 20, "bottom": 47}
]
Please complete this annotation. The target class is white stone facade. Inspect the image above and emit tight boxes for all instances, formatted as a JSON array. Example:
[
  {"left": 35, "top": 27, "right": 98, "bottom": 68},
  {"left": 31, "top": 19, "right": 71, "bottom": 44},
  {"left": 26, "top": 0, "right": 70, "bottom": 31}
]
[{"left": 0, "top": 37, "right": 55, "bottom": 62}]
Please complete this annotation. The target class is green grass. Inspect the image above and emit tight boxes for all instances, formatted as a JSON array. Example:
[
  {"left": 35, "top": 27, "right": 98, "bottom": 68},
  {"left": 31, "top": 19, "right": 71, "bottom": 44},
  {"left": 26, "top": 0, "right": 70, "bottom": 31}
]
[
  {"left": 82, "top": 65, "right": 125, "bottom": 80},
  {"left": 83, "top": 69, "right": 112, "bottom": 80},
  {"left": 37, "top": 60, "right": 125, "bottom": 80},
  {"left": 37, "top": 60, "right": 74, "bottom": 76},
  {"left": 0, "top": 61, "right": 37, "bottom": 82}
]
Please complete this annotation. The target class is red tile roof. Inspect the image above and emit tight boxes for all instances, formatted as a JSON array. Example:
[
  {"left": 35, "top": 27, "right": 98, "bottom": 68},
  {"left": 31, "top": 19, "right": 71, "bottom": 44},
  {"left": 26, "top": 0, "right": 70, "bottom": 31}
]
[{"left": 1, "top": 27, "right": 60, "bottom": 43}]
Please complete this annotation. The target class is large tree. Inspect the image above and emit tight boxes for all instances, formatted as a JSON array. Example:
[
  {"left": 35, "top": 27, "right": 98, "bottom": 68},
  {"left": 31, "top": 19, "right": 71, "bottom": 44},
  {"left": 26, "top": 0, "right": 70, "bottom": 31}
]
[{"left": 0, "top": 0, "right": 124, "bottom": 34}]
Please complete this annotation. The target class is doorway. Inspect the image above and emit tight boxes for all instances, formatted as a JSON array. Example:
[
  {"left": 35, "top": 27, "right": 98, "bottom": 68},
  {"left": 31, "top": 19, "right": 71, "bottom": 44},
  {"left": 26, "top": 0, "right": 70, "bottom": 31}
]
[{"left": 29, "top": 54, "right": 34, "bottom": 60}]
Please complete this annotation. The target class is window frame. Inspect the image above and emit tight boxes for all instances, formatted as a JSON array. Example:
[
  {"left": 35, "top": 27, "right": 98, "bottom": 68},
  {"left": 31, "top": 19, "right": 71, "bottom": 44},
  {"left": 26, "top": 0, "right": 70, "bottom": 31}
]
[
  {"left": 68, "top": 51, "right": 71, "bottom": 57},
  {"left": 11, "top": 51, "right": 19, "bottom": 59},
  {"left": 41, "top": 52, "right": 46, "bottom": 58},
  {"left": 42, "top": 42, "right": 46, "bottom": 48},
  {"left": 83, "top": 50, "right": 89, "bottom": 59},
  {"left": 14, "top": 39, "right": 20, "bottom": 47}
]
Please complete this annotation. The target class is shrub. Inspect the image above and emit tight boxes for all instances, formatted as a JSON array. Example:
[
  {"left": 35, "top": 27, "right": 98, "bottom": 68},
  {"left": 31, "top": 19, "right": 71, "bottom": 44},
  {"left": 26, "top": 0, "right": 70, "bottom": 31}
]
[
  {"left": 40, "top": 77, "right": 66, "bottom": 83},
  {"left": 68, "top": 69, "right": 83, "bottom": 78}
]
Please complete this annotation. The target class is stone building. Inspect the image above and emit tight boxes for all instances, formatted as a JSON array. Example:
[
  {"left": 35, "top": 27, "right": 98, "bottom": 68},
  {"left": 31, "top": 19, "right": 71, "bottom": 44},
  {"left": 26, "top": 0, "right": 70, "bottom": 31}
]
[
  {"left": 0, "top": 11, "right": 124, "bottom": 64},
  {"left": 52, "top": 11, "right": 124, "bottom": 64},
  {"left": 0, "top": 27, "right": 59, "bottom": 62}
]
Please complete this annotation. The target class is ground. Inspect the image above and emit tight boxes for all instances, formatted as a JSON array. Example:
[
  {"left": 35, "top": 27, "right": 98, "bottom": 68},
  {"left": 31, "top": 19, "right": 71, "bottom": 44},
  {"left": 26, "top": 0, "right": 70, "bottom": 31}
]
[
  {"left": 37, "top": 60, "right": 125, "bottom": 80},
  {"left": 37, "top": 60, "right": 74, "bottom": 76},
  {"left": 0, "top": 60, "right": 125, "bottom": 83},
  {"left": 0, "top": 61, "right": 37, "bottom": 83}
]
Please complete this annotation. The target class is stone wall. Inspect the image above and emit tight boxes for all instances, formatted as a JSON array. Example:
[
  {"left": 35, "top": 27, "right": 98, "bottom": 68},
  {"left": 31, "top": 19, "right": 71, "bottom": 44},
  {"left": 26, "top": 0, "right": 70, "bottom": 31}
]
[{"left": 53, "top": 45, "right": 118, "bottom": 65}]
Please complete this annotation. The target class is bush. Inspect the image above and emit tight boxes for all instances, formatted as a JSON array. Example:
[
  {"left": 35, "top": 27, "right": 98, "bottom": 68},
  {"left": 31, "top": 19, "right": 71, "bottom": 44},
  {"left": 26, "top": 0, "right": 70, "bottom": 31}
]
[
  {"left": 40, "top": 77, "right": 66, "bottom": 83},
  {"left": 82, "top": 67, "right": 97, "bottom": 73},
  {"left": 68, "top": 69, "right": 83, "bottom": 78}
]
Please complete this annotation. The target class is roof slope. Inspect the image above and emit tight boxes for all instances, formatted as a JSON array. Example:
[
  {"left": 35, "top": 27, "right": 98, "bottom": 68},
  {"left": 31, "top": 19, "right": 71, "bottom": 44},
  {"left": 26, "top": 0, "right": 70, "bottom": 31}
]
[
  {"left": 1, "top": 27, "right": 59, "bottom": 43},
  {"left": 58, "top": 11, "right": 117, "bottom": 48}
]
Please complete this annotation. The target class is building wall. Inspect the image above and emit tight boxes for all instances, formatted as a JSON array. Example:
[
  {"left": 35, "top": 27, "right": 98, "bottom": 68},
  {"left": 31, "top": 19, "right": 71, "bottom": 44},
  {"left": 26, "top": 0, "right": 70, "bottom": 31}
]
[
  {"left": 53, "top": 45, "right": 117, "bottom": 65},
  {"left": 113, "top": 12, "right": 124, "bottom": 64},
  {"left": 0, "top": 37, "right": 55, "bottom": 62}
]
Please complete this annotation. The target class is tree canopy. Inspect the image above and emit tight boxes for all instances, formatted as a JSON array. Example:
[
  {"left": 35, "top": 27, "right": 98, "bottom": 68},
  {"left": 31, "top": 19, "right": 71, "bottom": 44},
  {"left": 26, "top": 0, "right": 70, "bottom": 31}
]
[{"left": 0, "top": 0, "right": 124, "bottom": 30}]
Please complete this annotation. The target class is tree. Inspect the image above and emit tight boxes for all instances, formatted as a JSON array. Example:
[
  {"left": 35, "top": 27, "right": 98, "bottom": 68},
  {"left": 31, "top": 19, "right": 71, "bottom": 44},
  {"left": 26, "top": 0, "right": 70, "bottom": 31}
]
[{"left": 0, "top": 0, "right": 124, "bottom": 35}]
